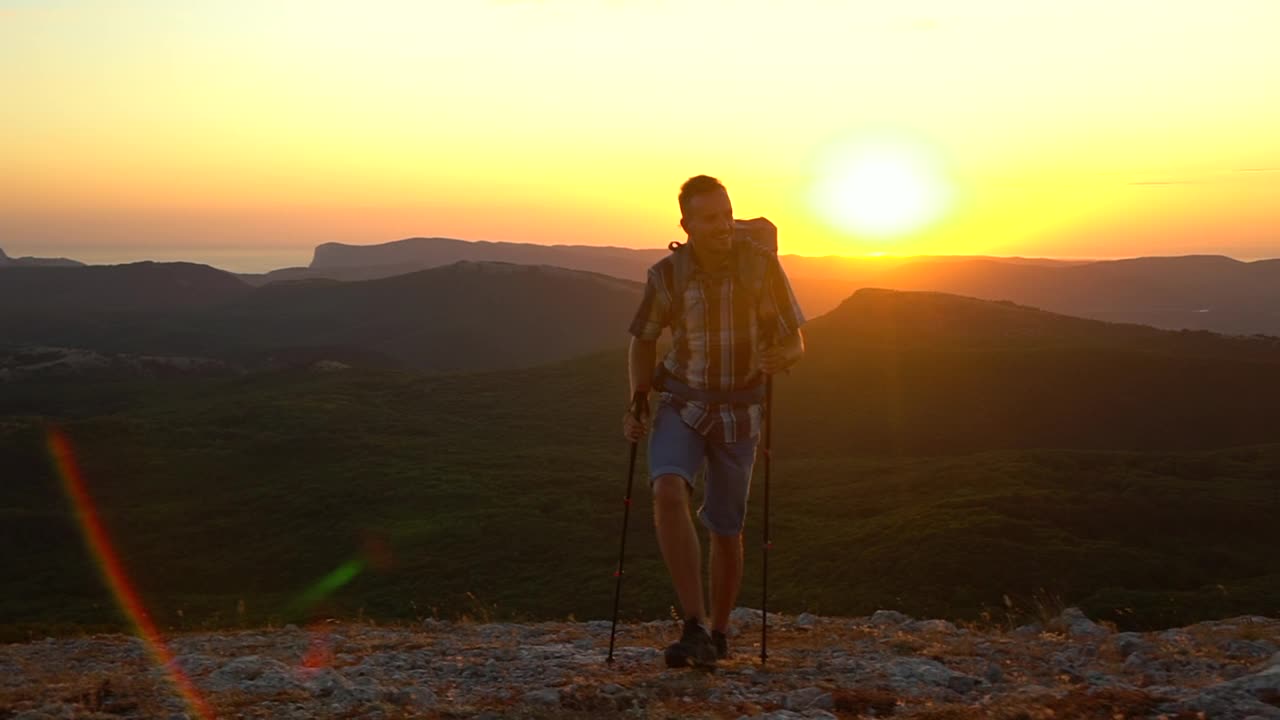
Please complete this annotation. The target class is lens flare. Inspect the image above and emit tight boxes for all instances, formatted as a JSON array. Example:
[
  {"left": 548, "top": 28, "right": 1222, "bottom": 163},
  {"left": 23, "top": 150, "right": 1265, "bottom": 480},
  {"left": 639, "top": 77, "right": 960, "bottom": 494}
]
[
  {"left": 46, "top": 428, "right": 215, "bottom": 720},
  {"left": 289, "top": 559, "right": 366, "bottom": 616}
]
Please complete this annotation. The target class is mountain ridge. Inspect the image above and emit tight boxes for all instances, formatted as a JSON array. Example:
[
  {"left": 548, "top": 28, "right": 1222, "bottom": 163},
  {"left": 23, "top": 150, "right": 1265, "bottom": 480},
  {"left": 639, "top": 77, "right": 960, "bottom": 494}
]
[{"left": 0, "top": 260, "right": 644, "bottom": 372}]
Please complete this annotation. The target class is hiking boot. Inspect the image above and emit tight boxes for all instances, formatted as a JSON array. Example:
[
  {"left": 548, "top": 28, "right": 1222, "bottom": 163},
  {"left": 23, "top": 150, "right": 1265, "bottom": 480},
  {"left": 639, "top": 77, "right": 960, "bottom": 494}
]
[
  {"left": 663, "top": 618, "right": 718, "bottom": 669},
  {"left": 712, "top": 629, "right": 729, "bottom": 660}
]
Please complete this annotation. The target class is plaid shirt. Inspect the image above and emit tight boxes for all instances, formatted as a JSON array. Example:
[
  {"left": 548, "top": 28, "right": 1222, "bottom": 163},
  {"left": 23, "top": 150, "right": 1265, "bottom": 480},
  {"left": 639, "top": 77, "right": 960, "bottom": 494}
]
[{"left": 629, "top": 240, "right": 805, "bottom": 443}]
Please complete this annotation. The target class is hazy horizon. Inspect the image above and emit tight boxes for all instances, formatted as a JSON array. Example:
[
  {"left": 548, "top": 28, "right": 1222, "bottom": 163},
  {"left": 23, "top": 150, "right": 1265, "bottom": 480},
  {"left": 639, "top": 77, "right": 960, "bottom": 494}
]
[{"left": 5, "top": 237, "right": 1280, "bottom": 275}]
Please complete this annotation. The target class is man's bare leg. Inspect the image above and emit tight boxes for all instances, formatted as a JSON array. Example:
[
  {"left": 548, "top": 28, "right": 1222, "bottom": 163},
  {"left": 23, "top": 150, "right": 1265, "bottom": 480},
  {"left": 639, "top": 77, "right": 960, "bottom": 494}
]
[
  {"left": 709, "top": 531, "right": 744, "bottom": 633},
  {"left": 652, "top": 475, "right": 706, "bottom": 623}
]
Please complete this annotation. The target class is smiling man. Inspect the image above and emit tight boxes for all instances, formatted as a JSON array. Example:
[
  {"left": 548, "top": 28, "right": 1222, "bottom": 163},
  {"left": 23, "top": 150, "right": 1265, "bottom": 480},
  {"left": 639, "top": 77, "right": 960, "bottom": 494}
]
[{"left": 623, "top": 174, "right": 806, "bottom": 668}]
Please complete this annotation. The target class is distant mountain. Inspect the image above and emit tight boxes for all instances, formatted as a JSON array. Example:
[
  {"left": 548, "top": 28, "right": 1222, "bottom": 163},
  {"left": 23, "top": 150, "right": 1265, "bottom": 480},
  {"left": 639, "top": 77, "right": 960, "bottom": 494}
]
[
  {"left": 0, "top": 247, "right": 84, "bottom": 268},
  {"left": 0, "top": 261, "right": 644, "bottom": 372},
  {"left": 238, "top": 237, "right": 1280, "bottom": 336},
  {"left": 235, "top": 262, "right": 447, "bottom": 286},
  {"left": 202, "top": 261, "right": 644, "bottom": 371},
  {"left": 860, "top": 255, "right": 1280, "bottom": 337},
  {"left": 0, "top": 261, "right": 250, "bottom": 312},
  {"left": 774, "top": 288, "right": 1280, "bottom": 455}
]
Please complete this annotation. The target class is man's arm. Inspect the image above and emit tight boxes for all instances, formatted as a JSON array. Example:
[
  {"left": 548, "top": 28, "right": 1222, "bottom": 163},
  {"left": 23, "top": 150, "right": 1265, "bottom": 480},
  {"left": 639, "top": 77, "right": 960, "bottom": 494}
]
[
  {"left": 623, "top": 337, "right": 657, "bottom": 441},
  {"left": 628, "top": 336, "right": 658, "bottom": 397}
]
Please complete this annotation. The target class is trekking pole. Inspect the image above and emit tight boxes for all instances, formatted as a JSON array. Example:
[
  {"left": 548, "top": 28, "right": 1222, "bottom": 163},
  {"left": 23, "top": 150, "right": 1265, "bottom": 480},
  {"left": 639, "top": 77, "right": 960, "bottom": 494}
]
[
  {"left": 607, "top": 391, "right": 648, "bottom": 664},
  {"left": 761, "top": 373, "right": 773, "bottom": 664}
]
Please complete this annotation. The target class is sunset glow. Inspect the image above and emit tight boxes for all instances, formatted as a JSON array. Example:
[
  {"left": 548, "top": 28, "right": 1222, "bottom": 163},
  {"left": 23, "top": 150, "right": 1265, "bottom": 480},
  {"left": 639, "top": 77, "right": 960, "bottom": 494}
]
[
  {"left": 812, "top": 132, "right": 956, "bottom": 241},
  {"left": 2, "top": 1, "right": 1278, "bottom": 269}
]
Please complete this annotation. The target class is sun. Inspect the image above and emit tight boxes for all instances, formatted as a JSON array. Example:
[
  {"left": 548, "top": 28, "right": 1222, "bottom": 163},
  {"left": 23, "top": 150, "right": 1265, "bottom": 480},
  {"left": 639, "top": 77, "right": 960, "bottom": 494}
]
[{"left": 811, "top": 132, "right": 954, "bottom": 240}]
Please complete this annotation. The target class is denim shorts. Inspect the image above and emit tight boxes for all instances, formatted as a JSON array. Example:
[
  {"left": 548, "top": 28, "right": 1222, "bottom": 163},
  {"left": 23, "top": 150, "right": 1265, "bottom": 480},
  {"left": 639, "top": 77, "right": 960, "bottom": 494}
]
[{"left": 648, "top": 402, "right": 759, "bottom": 536}]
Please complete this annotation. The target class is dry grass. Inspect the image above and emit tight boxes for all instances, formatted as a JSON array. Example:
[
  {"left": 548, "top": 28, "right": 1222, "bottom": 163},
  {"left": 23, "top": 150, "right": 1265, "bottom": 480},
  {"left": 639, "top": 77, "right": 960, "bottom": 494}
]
[
  {"left": 907, "top": 688, "right": 1200, "bottom": 720},
  {"left": 832, "top": 686, "right": 900, "bottom": 716},
  {"left": 0, "top": 670, "right": 175, "bottom": 719}
]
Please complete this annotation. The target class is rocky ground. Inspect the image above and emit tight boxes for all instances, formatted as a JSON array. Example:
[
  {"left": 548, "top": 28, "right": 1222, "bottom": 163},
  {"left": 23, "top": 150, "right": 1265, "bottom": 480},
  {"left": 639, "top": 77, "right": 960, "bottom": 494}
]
[
  {"left": 2, "top": 608, "right": 1278, "bottom": 719},
  {"left": 0, "top": 347, "right": 233, "bottom": 382}
]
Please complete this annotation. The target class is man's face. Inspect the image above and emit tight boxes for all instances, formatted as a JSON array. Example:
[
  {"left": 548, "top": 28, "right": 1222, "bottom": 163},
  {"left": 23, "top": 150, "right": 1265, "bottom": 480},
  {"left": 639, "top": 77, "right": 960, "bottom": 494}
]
[{"left": 680, "top": 188, "right": 734, "bottom": 259}]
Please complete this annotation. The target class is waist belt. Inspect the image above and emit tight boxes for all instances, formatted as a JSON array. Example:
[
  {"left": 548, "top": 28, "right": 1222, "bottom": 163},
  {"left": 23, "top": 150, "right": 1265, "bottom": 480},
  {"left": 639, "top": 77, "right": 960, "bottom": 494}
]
[{"left": 653, "top": 366, "right": 765, "bottom": 405}]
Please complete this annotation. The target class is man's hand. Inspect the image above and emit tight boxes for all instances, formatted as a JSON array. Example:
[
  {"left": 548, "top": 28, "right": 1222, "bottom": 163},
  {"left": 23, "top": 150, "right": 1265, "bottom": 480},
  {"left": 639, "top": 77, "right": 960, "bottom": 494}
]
[
  {"left": 622, "top": 390, "right": 650, "bottom": 443},
  {"left": 622, "top": 409, "right": 648, "bottom": 443},
  {"left": 759, "top": 329, "right": 805, "bottom": 375}
]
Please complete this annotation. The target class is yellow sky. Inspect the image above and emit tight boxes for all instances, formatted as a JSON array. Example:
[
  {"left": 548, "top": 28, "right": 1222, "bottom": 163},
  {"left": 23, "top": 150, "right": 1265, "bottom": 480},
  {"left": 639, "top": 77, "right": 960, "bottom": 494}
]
[{"left": 2, "top": 0, "right": 1278, "bottom": 270}]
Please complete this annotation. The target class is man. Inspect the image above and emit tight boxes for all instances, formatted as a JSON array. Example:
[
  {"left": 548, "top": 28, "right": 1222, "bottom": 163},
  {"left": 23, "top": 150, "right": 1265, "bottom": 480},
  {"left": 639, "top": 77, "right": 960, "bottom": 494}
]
[{"left": 623, "top": 175, "right": 806, "bottom": 668}]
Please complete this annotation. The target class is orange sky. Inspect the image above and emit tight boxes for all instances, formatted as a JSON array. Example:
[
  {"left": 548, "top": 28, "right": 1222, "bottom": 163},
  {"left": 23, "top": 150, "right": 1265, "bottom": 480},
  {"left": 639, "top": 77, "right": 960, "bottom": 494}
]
[{"left": 2, "top": 1, "right": 1278, "bottom": 271}]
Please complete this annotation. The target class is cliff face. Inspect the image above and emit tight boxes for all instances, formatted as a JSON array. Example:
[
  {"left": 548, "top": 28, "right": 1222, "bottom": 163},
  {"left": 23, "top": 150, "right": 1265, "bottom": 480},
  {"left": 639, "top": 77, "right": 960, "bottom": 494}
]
[
  {"left": 2, "top": 608, "right": 1277, "bottom": 719},
  {"left": 0, "top": 247, "right": 85, "bottom": 268}
]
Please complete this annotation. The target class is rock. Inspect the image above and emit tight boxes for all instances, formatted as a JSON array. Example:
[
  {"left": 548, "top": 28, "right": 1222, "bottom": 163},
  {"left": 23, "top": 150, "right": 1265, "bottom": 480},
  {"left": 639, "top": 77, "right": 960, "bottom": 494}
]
[
  {"left": 1168, "top": 664, "right": 1280, "bottom": 720},
  {"left": 984, "top": 662, "right": 1005, "bottom": 684},
  {"left": 1109, "top": 631, "right": 1149, "bottom": 659},
  {"left": 169, "top": 653, "right": 219, "bottom": 677},
  {"left": 300, "top": 667, "right": 355, "bottom": 697},
  {"left": 523, "top": 688, "right": 561, "bottom": 705},
  {"left": 869, "top": 609, "right": 912, "bottom": 627},
  {"left": 910, "top": 619, "right": 958, "bottom": 634},
  {"left": 204, "top": 655, "right": 302, "bottom": 694},
  {"left": 1011, "top": 622, "right": 1043, "bottom": 638},
  {"left": 385, "top": 687, "right": 437, "bottom": 707},
  {"left": 1059, "top": 607, "right": 1109, "bottom": 639},
  {"left": 1222, "top": 663, "right": 1280, "bottom": 698},
  {"left": 947, "top": 674, "right": 980, "bottom": 694},
  {"left": 732, "top": 602, "right": 778, "bottom": 625},
  {"left": 1168, "top": 691, "right": 1280, "bottom": 720},
  {"left": 736, "top": 711, "right": 806, "bottom": 720},
  {"left": 1225, "top": 640, "right": 1276, "bottom": 660},
  {"left": 795, "top": 613, "right": 820, "bottom": 628},
  {"left": 13, "top": 710, "right": 68, "bottom": 720},
  {"left": 886, "top": 657, "right": 956, "bottom": 689},
  {"left": 783, "top": 686, "right": 834, "bottom": 711}
]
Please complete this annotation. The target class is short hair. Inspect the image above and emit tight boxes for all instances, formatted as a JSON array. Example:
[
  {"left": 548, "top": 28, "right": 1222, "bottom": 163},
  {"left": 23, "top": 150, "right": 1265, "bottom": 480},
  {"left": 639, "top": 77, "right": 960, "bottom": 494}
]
[{"left": 678, "top": 175, "right": 727, "bottom": 216}]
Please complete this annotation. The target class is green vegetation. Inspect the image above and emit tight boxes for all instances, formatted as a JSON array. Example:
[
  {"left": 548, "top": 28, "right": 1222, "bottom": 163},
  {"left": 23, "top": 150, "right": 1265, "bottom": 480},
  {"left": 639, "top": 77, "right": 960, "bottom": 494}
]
[{"left": 3, "top": 351, "right": 1278, "bottom": 641}]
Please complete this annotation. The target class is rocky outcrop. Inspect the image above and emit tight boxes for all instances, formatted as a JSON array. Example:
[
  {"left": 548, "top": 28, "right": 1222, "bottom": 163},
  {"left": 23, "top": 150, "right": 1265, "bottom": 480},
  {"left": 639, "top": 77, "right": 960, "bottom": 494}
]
[{"left": 1, "top": 608, "right": 1276, "bottom": 719}]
